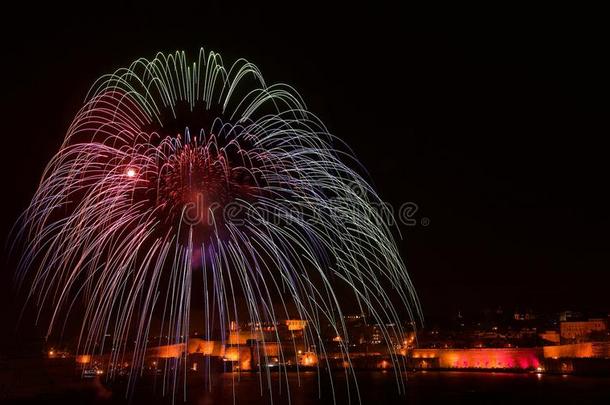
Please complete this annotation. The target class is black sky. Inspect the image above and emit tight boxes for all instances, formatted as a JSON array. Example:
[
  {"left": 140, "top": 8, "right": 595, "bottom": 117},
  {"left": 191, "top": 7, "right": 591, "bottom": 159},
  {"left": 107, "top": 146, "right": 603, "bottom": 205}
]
[{"left": 1, "top": 3, "right": 609, "bottom": 334}]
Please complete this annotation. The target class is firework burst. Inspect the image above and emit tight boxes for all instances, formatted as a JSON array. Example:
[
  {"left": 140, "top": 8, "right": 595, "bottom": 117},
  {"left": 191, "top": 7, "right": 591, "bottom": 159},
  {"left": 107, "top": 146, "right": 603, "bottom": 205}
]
[{"left": 14, "top": 49, "right": 421, "bottom": 403}]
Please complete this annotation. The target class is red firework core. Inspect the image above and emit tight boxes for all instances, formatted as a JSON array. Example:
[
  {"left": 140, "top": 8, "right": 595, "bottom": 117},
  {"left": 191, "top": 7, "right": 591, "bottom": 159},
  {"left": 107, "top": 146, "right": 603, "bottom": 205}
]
[{"left": 155, "top": 137, "right": 259, "bottom": 229}]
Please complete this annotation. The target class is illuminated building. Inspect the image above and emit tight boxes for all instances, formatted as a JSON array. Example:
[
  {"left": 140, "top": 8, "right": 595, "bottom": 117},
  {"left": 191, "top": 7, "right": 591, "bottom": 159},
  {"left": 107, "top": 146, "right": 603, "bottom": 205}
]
[
  {"left": 75, "top": 354, "right": 92, "bottom": 364},
  {"left": 410, "top": 348, "right": 541, "bottom": 369},
  {"left": 228, "top": 330, "right": 272, "bottom": 345},
  {"left": 154, "top": 343, "right": 183, "bottom": 358},
  {"left": 188, "top": 339, "right": 222, "bottom": 356},
  {"left": 299, "top": 351, "right": 318, "bottom": 366},
  {"left": 223, "top": 346, "right": 241, "bottom": 362},
  {"left": 539, "top": 330, "right": 561, "bottom": 344},
  {"left": 543, "top": 342, "right": 610, "bottom": 358},
  {"left": 370, "top": 329, "right": 382, "bottom": 345},
  {"left": 286, "top": 319, "right": 307, "bottom": 331},
  {"left": 560, "top": 319, "right": 607, "bottom": 340}
]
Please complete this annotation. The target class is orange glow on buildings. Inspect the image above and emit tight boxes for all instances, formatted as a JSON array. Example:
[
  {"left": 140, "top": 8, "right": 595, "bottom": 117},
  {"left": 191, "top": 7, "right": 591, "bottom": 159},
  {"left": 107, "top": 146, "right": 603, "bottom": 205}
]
[
  {"left": 300, "top": 351, "right": 318, "bottom": 366},
  {"left": 543, "top": 342, "right": 610, "bottom": 358},
  {"left": 379, "top": 360, "right": 390, "bottom": 369},
  {"left": 228, "top": 330, "right": 271, "bottom": 345},
  {"left": 75, "top": 354, "right": 91, "bottom": 364},
  {"left": 286, "top": 319, "right": 307, "bottom": 331},
  {"left": 254, "top": 342, "right": 281, "bottom": 357},
  {"left": 560, "top": 319, "right": 607, "bottom": 340},
  {"left": 223, "top": 346, "right": 241, "bottom": 362},
  {"left": 188, "top": 339, "right": 220, "bottom": 355},
  {"left": 411, "top": 348, "right": 541, "bottom": 369},
  {"left": 153, "top": 343, "right": 184, "bottom": 358},
  {"left": 404, "top": 334, "right": 416, "bottom": 346},
  {"left": 241, "top": 357, "right": 252, "bottom": 371},
  {"left": 539, "top": 330, "right": 561, "bottom": 344}
]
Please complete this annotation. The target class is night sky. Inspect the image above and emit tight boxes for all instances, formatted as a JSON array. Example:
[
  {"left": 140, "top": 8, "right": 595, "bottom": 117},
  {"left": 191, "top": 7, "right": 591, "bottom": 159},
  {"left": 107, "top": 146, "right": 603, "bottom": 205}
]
[{"left": 1, "top": 3, "right": 608, "bottom": 342}]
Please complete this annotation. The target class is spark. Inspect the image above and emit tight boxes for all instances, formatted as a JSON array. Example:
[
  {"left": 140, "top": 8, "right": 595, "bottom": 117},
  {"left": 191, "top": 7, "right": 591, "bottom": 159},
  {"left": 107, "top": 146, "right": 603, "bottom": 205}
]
[{"left": 126, "top": 167, "right": 137, "bottom": 177}]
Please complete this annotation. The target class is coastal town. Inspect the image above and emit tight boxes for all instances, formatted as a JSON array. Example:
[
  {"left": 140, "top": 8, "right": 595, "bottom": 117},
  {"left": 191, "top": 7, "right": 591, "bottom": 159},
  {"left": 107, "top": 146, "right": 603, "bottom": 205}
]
[{"left": 39, "top": 308, "right": 610, "bottom": 378}]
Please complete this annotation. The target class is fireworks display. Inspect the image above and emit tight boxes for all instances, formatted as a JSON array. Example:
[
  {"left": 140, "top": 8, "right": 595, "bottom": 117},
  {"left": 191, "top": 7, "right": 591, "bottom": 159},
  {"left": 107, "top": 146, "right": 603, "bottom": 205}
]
[{"left": 14, "top": 49, "right": 421, "bottom": 402}]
